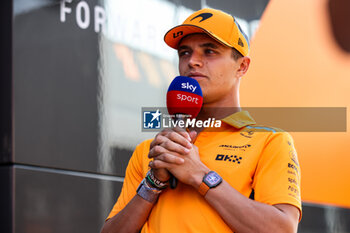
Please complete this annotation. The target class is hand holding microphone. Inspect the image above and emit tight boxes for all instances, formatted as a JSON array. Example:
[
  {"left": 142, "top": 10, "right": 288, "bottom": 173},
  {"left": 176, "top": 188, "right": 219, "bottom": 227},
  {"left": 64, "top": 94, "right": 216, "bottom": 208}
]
[
  {"left": 148, "top": 76, "right": 203, "bottom": 188},
  {"left": 166, "top": 76, "right": 203, "bottom": 188}
]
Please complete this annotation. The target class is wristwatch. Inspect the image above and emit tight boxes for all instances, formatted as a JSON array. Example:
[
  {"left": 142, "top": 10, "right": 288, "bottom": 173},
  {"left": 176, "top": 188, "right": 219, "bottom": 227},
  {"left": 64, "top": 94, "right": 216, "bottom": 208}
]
[
  {"left": 137, "top": 179, "right": 162, "bottom": 203},
  {"left": 198, "top": 171, "right": 223, "bottom": 196}
]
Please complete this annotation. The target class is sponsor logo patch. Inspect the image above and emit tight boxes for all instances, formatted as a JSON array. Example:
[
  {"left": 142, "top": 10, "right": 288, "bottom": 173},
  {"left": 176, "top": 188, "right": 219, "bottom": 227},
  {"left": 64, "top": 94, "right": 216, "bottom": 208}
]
[
  {"left": 218, "top": 144, "right": 251, "bottom": 151},
  {"left": 216, "top": 154, "right": 243, "bottom": 164}
]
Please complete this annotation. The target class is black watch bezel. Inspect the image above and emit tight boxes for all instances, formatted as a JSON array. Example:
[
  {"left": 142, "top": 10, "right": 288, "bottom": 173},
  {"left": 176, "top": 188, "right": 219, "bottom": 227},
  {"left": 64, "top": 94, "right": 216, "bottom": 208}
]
[{"left": 203, "top": 171, "right": 222, "bottom": 188}]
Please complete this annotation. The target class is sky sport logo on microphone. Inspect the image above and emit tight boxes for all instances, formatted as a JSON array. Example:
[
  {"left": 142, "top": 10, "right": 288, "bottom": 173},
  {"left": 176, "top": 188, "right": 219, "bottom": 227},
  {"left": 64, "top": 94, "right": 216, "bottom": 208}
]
[
  {"left": 167, "top": 76, "right": 203, "bottom": 119},
  {"left": 142, "top": 76, "right": 222, "bottom": 132}
]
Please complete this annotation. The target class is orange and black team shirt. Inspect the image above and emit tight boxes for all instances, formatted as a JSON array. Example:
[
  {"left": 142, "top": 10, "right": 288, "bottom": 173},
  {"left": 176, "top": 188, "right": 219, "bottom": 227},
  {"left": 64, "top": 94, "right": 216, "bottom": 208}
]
[{"left": 107, "top": 111, "right": 302, "bottom": 233}]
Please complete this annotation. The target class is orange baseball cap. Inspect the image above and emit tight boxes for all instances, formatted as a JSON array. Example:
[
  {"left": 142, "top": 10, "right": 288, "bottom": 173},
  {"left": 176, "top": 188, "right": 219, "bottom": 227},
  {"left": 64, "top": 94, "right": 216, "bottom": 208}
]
[{"left": 164, "top": 8, "right": 250, "bottom": 56}]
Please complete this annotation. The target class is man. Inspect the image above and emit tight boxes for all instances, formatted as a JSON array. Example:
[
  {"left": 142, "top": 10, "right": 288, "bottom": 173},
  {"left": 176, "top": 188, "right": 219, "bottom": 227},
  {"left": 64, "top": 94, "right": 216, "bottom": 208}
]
[{"left": 101, "top": 8, "right": 301, "bottom": 233}]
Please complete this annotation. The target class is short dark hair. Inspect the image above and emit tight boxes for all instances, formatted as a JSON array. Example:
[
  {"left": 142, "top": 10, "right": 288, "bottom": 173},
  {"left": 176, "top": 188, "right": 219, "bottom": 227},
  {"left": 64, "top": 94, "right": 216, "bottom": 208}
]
[{"left": 231, "top": 48, "right": 243, "bottom": 60}]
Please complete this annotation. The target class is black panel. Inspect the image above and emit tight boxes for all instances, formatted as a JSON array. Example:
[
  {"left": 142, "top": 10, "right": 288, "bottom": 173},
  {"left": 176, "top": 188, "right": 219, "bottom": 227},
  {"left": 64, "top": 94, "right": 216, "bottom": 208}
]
[
  {"left": 9, "top": 164, "right": 350, "bottom": 233},
  {"left": 0, "top": 0, "right": 13, "bottom": 163},
  {"left": 14, "top": 165, "right": 123, "bottom": 233},
  {"left": 298, "top": 203, "right": 350, "bottom": 233},
  {"left": 13, "top": 0, "right": 99, "bottom": 172},
  {"left": 0, "top": 167, "right": 13, "bottom": 233}
]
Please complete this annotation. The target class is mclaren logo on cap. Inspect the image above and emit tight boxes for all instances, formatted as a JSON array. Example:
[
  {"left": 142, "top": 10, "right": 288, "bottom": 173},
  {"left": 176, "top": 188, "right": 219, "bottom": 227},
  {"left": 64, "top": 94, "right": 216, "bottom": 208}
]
[
  {"left": 191, "top": 13, "right": 213, "bottom": 22},
  {"left": 238, "top": 38, "right": 244, "bottom": 47}
]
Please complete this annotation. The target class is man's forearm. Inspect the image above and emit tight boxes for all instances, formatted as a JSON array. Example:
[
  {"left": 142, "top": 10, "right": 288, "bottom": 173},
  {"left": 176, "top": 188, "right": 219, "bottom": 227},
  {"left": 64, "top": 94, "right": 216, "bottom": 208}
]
[
  {"left": 204, "top": 180, "right": 299, "bottom": 233},
  {"left": 100, "top": 195, "right": 154, "bottom": 233}
]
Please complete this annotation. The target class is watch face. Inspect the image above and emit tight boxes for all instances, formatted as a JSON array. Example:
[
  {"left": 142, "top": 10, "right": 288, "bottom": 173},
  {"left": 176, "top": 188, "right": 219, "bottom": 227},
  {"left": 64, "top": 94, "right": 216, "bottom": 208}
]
[{"left": 204, "top": 171, "right": 222, "bottom": 188}]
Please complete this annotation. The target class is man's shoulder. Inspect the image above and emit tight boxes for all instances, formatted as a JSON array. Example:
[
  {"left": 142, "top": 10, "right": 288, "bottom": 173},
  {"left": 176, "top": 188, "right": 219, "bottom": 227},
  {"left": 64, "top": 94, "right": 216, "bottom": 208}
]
[
  {"left": 137, "top": 138, "right": 153, "bottom": 147},
  {"left": 239, "top": 124, "right": 294, "bottom": 145},
  {"left": 244, "top": 124, "right": 286, "bottom": 133},
  {"left": 127, "top": 138, "right": 154, "bottom": 169},
  {"left": 134, "top": 138, "right": 153, "bottom": 153}
]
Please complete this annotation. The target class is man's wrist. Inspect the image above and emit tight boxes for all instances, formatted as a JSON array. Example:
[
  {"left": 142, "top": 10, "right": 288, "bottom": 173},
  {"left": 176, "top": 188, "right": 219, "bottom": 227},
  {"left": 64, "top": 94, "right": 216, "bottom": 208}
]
[
  {"left": 152, "top": 169, "right": 170, "bottom": 182},
  {"left": 192, "top": 166, "right": 211, "bottom": 189},
  {"left": 136, "top": 179, "right": 162, "bottom": 204},
  {"left": 146, "top": 169, "right": 169, "bottom": 190}
]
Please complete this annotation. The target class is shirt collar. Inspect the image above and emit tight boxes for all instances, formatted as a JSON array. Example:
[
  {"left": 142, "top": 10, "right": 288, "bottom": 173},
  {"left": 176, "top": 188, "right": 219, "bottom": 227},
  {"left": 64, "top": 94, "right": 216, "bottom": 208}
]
[{"left": 221, "top": 111, "right": 256, "bottom": 129}]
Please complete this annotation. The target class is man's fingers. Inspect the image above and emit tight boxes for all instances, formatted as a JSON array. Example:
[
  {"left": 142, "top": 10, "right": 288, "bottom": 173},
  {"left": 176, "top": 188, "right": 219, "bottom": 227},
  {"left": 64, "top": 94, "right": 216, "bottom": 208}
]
[
  {"left": 189, "top": 130, "right": 198, "bottom": 142},
  {"left": 150, "top": 134, "right": 191, "bottom": 155},
  {"left": 150, "top": 134, "right": 165, "bottom": 148},
  {"left": 149, "top": 160, "right": 170, "bottom": 170},
  {"left": 154, "top": 153, "right": 185, "bottom": 165},
  {"left": 158, "top": 127, "right": 190, "bottom": 141},
  {"left": 148, "top": 145, "right": 165, "bottom": 159},
  {"left": 162, "top": 139, "right": 191, "bottom": 155},
  {"left": 167, "top": 130, "right": 192, "bottom": 149},
  {"left": 150, "top": 129, "right": 192, "bottom": 150},
  {"left": 148, "top": 146, "right": 186, "bottom": 166},
  {"left": 172, "top": 127, "right": 192, "bottom": 142},
  {"left": 149, "top": 145, "right": 184, "bottom": 159}
]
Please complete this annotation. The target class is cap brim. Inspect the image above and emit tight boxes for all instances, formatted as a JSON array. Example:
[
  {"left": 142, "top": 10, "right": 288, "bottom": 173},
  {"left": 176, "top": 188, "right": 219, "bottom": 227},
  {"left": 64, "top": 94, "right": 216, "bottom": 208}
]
[{"left": 164, "top": 24, "right": 232, "bottom": 49}]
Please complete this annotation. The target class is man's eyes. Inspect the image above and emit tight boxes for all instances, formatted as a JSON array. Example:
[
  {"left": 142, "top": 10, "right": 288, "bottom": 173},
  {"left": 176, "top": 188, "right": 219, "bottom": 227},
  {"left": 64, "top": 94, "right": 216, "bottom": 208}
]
[
  {"left": 178, "top": 49, "right": 218, "bottom": 57},
  {"left": 178, "top": 50, "right": 190, "bottom": 57},
  {"left": 205, "top": 49, "right": 217, "bottom": 54}
]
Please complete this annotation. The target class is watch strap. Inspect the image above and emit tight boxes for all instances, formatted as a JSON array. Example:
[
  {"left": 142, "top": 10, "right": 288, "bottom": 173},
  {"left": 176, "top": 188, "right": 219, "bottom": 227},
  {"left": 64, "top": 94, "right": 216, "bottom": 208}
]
[
  {"left": 136, "top": 179, "right": 161, "bottom": 203},
  {"left": 198, "top": 181, "right": 210, "bottom": 196}
]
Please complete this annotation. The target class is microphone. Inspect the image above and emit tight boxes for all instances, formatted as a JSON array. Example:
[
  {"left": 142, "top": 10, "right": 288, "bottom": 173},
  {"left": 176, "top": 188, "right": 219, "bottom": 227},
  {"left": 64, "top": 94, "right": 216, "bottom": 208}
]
[{"left": 166, "top": 76, "right": 203, "bottom": 189}]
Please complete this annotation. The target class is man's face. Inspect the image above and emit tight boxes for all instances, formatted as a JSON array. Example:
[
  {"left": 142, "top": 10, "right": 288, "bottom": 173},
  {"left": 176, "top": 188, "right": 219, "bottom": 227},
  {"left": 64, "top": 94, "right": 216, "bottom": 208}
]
[{"left": 178, "top": 33, "right": 243, "bottom": 106}]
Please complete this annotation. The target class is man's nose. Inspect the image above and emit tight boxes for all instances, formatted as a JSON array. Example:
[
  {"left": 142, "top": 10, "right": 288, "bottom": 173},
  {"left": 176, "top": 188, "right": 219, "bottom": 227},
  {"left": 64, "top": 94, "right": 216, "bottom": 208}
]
[{"left": 188, "top": 52, "right": 203, "bottom": 68}]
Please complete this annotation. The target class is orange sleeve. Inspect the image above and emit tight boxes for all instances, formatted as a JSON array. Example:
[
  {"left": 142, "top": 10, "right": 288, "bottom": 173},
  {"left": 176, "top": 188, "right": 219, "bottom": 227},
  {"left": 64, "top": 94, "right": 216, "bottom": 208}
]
[
  {"left": 252, "top": 131, "right": 302, "bottom": 218},
  {"left": 106, "top": 140, "right": 151, "bottom": 220}
]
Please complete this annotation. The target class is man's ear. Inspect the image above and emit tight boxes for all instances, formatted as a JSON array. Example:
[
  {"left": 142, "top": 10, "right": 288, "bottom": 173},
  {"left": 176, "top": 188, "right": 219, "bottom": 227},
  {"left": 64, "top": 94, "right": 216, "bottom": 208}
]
[{"left": 236, "top": 56, "right": 251, "bottom": 78}]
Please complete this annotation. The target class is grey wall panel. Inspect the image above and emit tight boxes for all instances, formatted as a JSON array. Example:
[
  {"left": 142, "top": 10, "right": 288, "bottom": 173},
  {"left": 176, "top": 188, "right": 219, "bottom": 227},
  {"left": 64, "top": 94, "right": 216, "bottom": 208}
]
[
  {"left": 14, "top": 165, "right": 123, "bottom": 233},
  {"left": 165, "top": 0, "right": 269, "bottom": 20},
  {"left": 206, "top": 0, "right": 269, "bottom": 20},
  {"left": 12, "top": 0, "right": 269, "bottom": 176},
  {"left": 13, "top": 0, "right": 137, "bottom": 176},
  {"left": 13, "top": 0, "right": 100, "bottom": 172}
]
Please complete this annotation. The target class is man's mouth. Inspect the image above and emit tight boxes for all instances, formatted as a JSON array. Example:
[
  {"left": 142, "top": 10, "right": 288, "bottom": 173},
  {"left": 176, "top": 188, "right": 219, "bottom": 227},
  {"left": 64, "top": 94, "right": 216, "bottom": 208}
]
[{"left": 187, "top": 72, "right": 207, "bottom": 80}]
